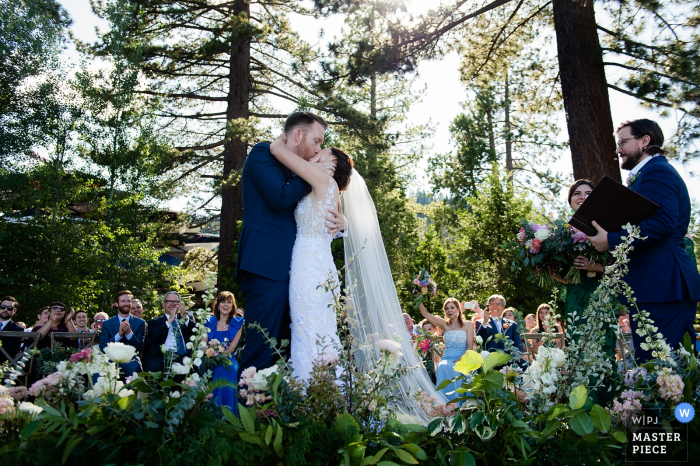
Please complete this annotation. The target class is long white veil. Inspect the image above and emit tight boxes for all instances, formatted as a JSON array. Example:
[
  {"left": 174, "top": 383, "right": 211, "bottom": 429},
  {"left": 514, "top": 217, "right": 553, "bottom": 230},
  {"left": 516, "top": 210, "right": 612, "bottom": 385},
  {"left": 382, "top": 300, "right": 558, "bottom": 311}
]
[{"left": 342, "top": 169, "right": 447, "bottom": 425}]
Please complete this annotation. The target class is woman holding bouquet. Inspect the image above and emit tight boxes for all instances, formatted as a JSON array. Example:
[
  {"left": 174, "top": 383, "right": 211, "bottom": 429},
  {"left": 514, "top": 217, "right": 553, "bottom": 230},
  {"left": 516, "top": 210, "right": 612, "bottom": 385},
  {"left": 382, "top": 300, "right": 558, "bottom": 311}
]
[
  {"left": 418, "top": 298, "right": 474, "bottom": 406},
  {"left": 203, "top": 291, "right": 244, "bottom": 414},
  {"left": 551, "top": 179, "right": 617, "bottom": 403}
]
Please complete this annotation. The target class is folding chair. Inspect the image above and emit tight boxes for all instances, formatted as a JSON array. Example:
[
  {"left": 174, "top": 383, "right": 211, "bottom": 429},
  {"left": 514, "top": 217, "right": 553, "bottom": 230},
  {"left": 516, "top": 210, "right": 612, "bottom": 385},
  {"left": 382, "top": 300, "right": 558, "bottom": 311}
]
[
  {"left": 0, "top": 331, "right": 41, "bottom": 387},
  {"left": 50, "top": 332, "right": 97, "bottom": 350}
]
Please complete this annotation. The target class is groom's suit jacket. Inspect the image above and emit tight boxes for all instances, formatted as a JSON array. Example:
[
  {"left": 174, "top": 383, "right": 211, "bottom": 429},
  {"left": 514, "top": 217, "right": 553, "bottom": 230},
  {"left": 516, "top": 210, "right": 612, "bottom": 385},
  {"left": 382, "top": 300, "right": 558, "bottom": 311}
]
[
  {"left": 475, "top": 317, "right": 523, "bottom": 354},
  {"left": 236, "top": 142, "right": 311, "bottom": 281},
  {"left": 608, "top": 156, "right": 700, "bottom": 305}
]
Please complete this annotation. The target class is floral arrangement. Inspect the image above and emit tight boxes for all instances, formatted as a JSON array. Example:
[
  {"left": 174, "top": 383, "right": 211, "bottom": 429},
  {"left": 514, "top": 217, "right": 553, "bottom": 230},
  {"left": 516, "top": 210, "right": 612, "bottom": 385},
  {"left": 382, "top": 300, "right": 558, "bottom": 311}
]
[
  {"left": 523, "top": 346, "right": 566, "bottom": 410},
  {"left": 199, "top": 337, "right": 232, "bottom": 373},
  {"left": 411, "top": 268, "right": 437, "bottom": 309},
  {"left": 508, "top": 219, "right": 608, "bottom": 286}
]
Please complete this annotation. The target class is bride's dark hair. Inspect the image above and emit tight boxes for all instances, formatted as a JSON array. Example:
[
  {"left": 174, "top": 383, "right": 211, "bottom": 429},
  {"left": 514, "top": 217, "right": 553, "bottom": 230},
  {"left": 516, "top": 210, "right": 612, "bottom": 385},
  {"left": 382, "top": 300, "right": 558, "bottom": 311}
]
[{"left": 330, "top": 147, "right": 353, "bottom": 191}]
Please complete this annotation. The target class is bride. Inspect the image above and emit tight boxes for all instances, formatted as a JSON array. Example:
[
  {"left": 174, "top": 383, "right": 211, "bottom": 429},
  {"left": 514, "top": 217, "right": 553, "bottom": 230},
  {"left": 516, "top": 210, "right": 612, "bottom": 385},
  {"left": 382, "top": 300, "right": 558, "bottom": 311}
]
[
  {"left": 271, "top": 135, "right": 447, "bottom": 423},
  {"left": 269, "top": 135, "right": 354, "bottom": 381}
]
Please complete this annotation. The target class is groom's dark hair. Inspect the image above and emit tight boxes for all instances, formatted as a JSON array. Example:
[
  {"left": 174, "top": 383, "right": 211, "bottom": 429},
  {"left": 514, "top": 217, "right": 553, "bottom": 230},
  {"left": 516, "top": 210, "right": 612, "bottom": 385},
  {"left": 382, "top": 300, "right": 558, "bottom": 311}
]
[
  {"left": 284, "top": 111, "right": 328, "bottom": 135},
  {"left": 616, "top": 119, "right": 666, "bottom": 156}
]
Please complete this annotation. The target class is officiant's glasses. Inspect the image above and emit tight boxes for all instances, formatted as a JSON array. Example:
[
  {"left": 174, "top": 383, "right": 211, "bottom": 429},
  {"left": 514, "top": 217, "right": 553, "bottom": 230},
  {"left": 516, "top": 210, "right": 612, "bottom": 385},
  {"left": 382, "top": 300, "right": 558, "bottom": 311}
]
[{"left": 616, "top": 137, "right": 639, "bottom": 148}]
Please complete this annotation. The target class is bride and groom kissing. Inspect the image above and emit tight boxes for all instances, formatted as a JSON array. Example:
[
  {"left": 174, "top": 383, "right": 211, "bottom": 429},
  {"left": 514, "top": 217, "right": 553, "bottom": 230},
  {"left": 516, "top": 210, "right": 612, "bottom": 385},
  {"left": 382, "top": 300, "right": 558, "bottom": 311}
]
[{"left": 235, "top": 111, "right": 354, "bottom": 381}]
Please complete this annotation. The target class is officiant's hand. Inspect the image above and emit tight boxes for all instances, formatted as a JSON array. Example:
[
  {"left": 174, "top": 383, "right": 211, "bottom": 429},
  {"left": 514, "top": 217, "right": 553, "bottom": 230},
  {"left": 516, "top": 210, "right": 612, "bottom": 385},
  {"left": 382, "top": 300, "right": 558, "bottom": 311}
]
[
  {"left": 325, "top": 205, "right": 347, "bottom": 235},
  {"left": 309, "top": 154, "right": 336, "bottom": 176},
  {"left": 588, "top": 221, "right": 610, "bottom": 252}
]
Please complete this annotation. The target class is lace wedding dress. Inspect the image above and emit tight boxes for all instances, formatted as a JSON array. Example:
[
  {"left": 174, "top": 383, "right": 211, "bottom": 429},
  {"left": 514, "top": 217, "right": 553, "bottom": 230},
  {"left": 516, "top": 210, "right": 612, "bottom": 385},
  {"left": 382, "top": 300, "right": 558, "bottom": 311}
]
[{"left": 289, "top": 178, "right": 341, "bottom": 381}]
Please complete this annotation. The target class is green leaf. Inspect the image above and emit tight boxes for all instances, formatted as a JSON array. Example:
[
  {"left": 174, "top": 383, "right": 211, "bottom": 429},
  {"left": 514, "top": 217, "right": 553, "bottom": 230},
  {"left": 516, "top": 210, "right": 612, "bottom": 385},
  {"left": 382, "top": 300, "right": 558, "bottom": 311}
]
[
  {"left": 568, "top": 385, "right": 587, "bottom": 410},
  {"left": 428, "top": 418, "right": 443, "bottom": 436},
  {"left": 272, "top": 372, "right": 282, "bottom": 402},
  {"left": 483, "top": 351, "right": 510, "bottom": 372},
  {"left": 538, "top": 421, "right": 562, "bottom": 443},
  {"left": 569, "top": 412, "right": 594, "bottom": 436},
  {"left": 454, "top": 350, "right": 484, "bottom": 374},
  {"left": 273, "top": 424, "right": 284, "bottom": 457},
  {"left": 62, "top": 436, "right": 82, "bottom": 464},
  {"left": 238, "top": 404, "right": 256, "bottom": 434},
  {"left": 117, "top": 394, "right": 135, "bottom": 410},
  {"left": 377, "top": 462, "right": 402, "bottom": 466},
  {"left": 239, "top": 432, "right": 263, "bottom": 445},
  {"left": 435, "top": 378, "right": 455, "bottom": 391},
  {"left": 264, "top": 425, "right": 273, "bottom": 445},
  {"left": 448, "top": 414, "right": 466, "bottom": 435},
  {"left": 483, "top": 370, "right": 504, "bottom": 392},
  {"left": 369, "top": 448, "right": 389, "bottom": 464},
  {"left": 394, "top": 448, "right": 418, "bottom": 464},
  {"left": 20, "top": 420, "right": 41, "bottom": 440},
  {"left": 221, "top": 406, "right": 243, "bottom": 430},
  {"left": 334, "top": 413, "right": 361, "bottom": 441},
  {"left": 613, "top": 429, "right": 627, "bottom": 443},
  {"left": 452, "top": 451, "right": 476, "bottom": 466},
  {"left": 402, "top": 443, "right": 427, "bottom": 461},
  {"left": 469, "top": 411, "right": 485, "bottom": 430},
  {"left": 590, "top": 404, "right": 611, "bottom": 433},
  {"left": 401, "top": 424, "right": 426, "bottom": 433}
]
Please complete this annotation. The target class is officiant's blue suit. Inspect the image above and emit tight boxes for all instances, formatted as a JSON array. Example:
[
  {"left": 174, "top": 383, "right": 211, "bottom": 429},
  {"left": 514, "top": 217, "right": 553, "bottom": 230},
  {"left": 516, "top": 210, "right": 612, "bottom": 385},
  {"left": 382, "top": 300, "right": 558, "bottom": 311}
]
[
  {"left": 236, "top": 142, "right": 311, "bottom": 377},
  {"left": 608, "top": 156, "right": 700, "bottom": 360}
]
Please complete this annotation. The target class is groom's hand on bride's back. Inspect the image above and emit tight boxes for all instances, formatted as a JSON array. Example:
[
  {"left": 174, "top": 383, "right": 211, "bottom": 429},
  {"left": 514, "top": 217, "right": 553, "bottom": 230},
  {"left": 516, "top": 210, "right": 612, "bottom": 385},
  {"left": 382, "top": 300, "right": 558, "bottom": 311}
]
[{"left": 309, "top": 154, "right": 336, "bottom": 176}]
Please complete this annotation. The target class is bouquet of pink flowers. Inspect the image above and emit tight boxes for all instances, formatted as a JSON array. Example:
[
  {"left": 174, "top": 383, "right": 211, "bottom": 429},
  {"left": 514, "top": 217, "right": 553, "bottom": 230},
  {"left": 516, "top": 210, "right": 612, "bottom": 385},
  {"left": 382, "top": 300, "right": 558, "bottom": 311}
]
[
  {"left": 200, "top": 338, "right": 233, "bottom": 372},
  {"left": 508, "top": 219, "right": 608, "bottom": 286},
  {"left": 412, "top": 268, "right": 437, "bottom": 309}
]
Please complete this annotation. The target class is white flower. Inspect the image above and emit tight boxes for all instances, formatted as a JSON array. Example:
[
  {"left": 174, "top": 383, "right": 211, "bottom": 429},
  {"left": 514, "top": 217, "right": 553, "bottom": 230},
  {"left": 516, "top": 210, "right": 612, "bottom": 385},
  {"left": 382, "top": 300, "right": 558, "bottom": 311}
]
[
  {"left": 368, "top": 400, "right": 377, "bottom": 412},
  {"left": 186, "top": 342, "right": 194, "bottom": 350},
  {"left": 171, "top": 391, "right": 181, "bottom": 399},
  {"left": 193, "top": 358, "right": 202, "bottom": 367},
  {"left": 188, "top": 373, "right": 200, "bottom": 383},
  {"left": 480, "top": 351, "right": 490, "bottom": 360},
  {"left": 195, "top": 350, "right": 204, "bottom": 358},
  {"left": 534, "top": 228, "right": 550, "bottom": 241},
  {"left": 252, "top": 366, "right": 278, "bottom": 391},
  {"left": 171, "top": 363, "right": 190, "bottom": 375},
  {"left": 117, "top": 389, "right": 135, "bottom": 398},
  {"left": 56, "top": 361, "right": 67, "bottom": 372},
  {"left": 377, "top": 339, "right": 403, "bottom": 355},
  {"left": 475, "top": 336, "right": 483, "bottom": 345},
  {"left": 182, "top": 357, "right": 192, "bottom": 366},
  {"left": 104, "top": 342, "right": 136, "bottom": 363},
  {"left": 17, "top": 402, "right": 42, "bottom": 416},
  {"left": 679, "top": 347, "right": 691, "bottom": 357}
]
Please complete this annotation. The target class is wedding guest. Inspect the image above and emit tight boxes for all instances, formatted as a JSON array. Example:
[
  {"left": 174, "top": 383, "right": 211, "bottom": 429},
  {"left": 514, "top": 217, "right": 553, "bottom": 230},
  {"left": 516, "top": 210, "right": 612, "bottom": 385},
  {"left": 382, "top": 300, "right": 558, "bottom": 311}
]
[
  {"left": 403, "top": 313, "right": 418, "bottom": 336},
  {"left": 418, "top": 298, "right": 474, "bottom": 406},
  {"left": 588, "top": 119, "right": 700, "bottom": 360},
  {"left": 524, "top": 314, "right": 536, "bottom": 332},
  {"left": 99, "top": 291, "right": 145, "bottom": 377},
  {"left": 143, "top": 292, "right": 196, "bottom": 372},
  {"left": 502, "top": 308, "right": 516, "bottom": 321},
  {"left": 32, "top": 302, "right": 77, "bottom": 350},
  {"left": 131, "top": 299, "right": 145, "bottom": 319},
  {"left": 91, "top": 312, "right": 109, "bottom": 332},
  {"left": 418, "top": 319, "right": 438, "bottom": 336},
  {"left": 204, "top": 291, "right": 244, "bottom": 414},
  {"left": 73, "top": 310, "right": 93, "bottom": 349},
  {"left": 529, "top": 304, "right": 563, "bottom": 354},
  {"left": 475, "top": 295, "right": 523, "bottom": 355},
  {"left": 0, "top": 296, "right": 24, "bottom": 363}
]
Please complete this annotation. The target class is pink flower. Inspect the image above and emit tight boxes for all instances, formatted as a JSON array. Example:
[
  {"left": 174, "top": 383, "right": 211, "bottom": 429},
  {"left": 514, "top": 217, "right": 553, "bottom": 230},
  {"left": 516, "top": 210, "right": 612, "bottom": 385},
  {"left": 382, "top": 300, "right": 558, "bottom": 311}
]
[
  {"left": 571, "top": 229, "right": 587, "bottom": 244},
  {"left": 529, "top": 238, "right": 541, "bottom": 254},
  {"left": 418, "top": 340, "right": 430, "bottom": 353},
  {"left": 69, "top": 348, "right": 92, "bottom": 363},
  {"left": 517, "top": 229, "right": 526, "bottom": 243},
  {"left": 205, "top": 348, "right": 216, "bottom": 358},
  {"left": 657, "top": 368, "right": 684, "bottom": 403},
  {"left": 184, "top": 379, "right": 197, "bottom": 387},
  {"left": 531, "top": 223, "right": 547, "bottom": 232},
  {"left": 413, "top": 279, "right": 421, "bottom": 285}
]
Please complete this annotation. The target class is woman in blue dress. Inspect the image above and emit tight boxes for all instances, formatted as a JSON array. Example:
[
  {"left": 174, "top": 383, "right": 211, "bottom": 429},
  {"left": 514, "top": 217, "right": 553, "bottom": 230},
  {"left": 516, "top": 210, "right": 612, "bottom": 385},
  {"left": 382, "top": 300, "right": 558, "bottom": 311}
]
[
  {"left": 203, "top": 291, "right": 244, "bottom": 414},
  {"left": 418, "top": 298, "right": 474, "bottom": 406}
]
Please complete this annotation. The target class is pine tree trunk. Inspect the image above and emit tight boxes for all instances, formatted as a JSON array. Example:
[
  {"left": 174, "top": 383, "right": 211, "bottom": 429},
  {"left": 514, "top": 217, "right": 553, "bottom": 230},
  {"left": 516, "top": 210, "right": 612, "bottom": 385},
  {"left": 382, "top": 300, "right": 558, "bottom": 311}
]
[
  {"left": 504, "top": 69, "right": 513, "bottom": 180},
  {"left": 552, "top": 0, "right": 621, "bottom": 183},
  {"left": 218, "top": 0, "right": 250, "bottom": 279}
]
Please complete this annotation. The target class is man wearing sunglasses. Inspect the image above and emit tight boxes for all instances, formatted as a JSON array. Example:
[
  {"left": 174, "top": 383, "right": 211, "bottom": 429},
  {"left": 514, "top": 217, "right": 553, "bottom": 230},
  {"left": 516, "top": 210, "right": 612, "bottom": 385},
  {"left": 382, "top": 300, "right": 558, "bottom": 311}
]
[{"left": 0, "top": 296, "right": 23, "bottom": 364}]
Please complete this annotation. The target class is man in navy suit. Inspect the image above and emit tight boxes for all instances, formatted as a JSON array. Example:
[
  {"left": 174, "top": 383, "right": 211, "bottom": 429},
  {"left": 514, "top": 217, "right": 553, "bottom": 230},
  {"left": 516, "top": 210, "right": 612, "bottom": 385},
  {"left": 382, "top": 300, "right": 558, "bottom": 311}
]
[
  {"left": 474, "top": 294, "right": 524, "bottom": 356},
  {"left": 589, "top": 119, "right": 700, "bottom": 361},
  {"left": 236, "top": 112, "right": 345, "bottom": 376},
  {"left": 99, "top": 290, "right": 145, "bottom": 376},
  {"left": 0, "top": 296, "right": 23, "bottom": 364}
]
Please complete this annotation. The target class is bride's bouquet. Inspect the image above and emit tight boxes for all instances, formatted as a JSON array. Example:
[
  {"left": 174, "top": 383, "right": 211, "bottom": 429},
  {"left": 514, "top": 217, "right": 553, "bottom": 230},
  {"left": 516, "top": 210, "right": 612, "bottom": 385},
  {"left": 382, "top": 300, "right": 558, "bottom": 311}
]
[
  {"left": 506, "top": 219, "right": 608, "bottom": 286},
  {"left": 199, "top": 338, "right": 233, "bottom": 372},
  {"left": 412, "top": 268, "right": 437, "bottom": 309}
]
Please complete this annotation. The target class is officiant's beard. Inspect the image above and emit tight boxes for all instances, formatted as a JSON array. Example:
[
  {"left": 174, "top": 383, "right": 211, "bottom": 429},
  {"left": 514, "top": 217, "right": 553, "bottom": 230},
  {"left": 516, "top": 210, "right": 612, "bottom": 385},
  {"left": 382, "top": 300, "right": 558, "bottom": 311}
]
[{"left": 620, "top": 146, "right": 644, "bottom": 170}]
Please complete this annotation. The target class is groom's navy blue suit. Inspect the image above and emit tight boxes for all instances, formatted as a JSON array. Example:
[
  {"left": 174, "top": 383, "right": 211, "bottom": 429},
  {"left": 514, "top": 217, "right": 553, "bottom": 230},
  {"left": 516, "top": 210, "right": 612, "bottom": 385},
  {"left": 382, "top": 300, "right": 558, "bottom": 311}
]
[
  {"left": 608, "top": 156, "right": 700, "bottom": 360},
  {"left": 236, "top": 142, "right": 311, "bottom": 377}
]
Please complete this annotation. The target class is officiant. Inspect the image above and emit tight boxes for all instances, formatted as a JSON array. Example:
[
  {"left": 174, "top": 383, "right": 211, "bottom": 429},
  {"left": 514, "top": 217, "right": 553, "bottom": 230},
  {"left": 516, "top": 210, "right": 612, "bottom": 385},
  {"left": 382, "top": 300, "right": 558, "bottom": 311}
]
[{"left": 588, "top": 119, "right": 700, "bottom": 361}]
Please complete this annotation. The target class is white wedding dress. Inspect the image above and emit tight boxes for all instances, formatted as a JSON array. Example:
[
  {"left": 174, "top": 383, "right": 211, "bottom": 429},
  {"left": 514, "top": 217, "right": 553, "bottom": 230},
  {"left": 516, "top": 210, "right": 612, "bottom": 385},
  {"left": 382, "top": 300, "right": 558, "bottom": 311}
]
[{"left": 289, "top": 178, "right": 342, "bottom": 381}]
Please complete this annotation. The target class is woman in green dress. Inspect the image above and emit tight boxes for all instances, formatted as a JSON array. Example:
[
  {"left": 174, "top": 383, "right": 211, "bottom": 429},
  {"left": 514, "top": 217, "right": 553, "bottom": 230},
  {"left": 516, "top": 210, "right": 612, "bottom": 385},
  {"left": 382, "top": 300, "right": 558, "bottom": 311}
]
[{"left": 551, "top": 179, "right": 618, "bottom": 404}]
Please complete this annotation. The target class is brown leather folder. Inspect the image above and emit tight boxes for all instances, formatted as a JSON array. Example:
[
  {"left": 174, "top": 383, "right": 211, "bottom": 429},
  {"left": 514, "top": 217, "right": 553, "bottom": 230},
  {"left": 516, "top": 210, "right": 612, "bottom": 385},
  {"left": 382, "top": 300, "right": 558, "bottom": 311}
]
[{"left": 568, "top": 176, "right": 660, "bottom": 236}]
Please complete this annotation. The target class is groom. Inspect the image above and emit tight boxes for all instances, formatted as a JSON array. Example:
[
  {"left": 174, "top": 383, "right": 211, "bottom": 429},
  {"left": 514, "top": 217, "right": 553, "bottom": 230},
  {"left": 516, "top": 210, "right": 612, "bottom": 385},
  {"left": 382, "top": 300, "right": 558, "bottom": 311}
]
[{"left": 236, "top": 111, "right": 347, "bottom": 377}]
